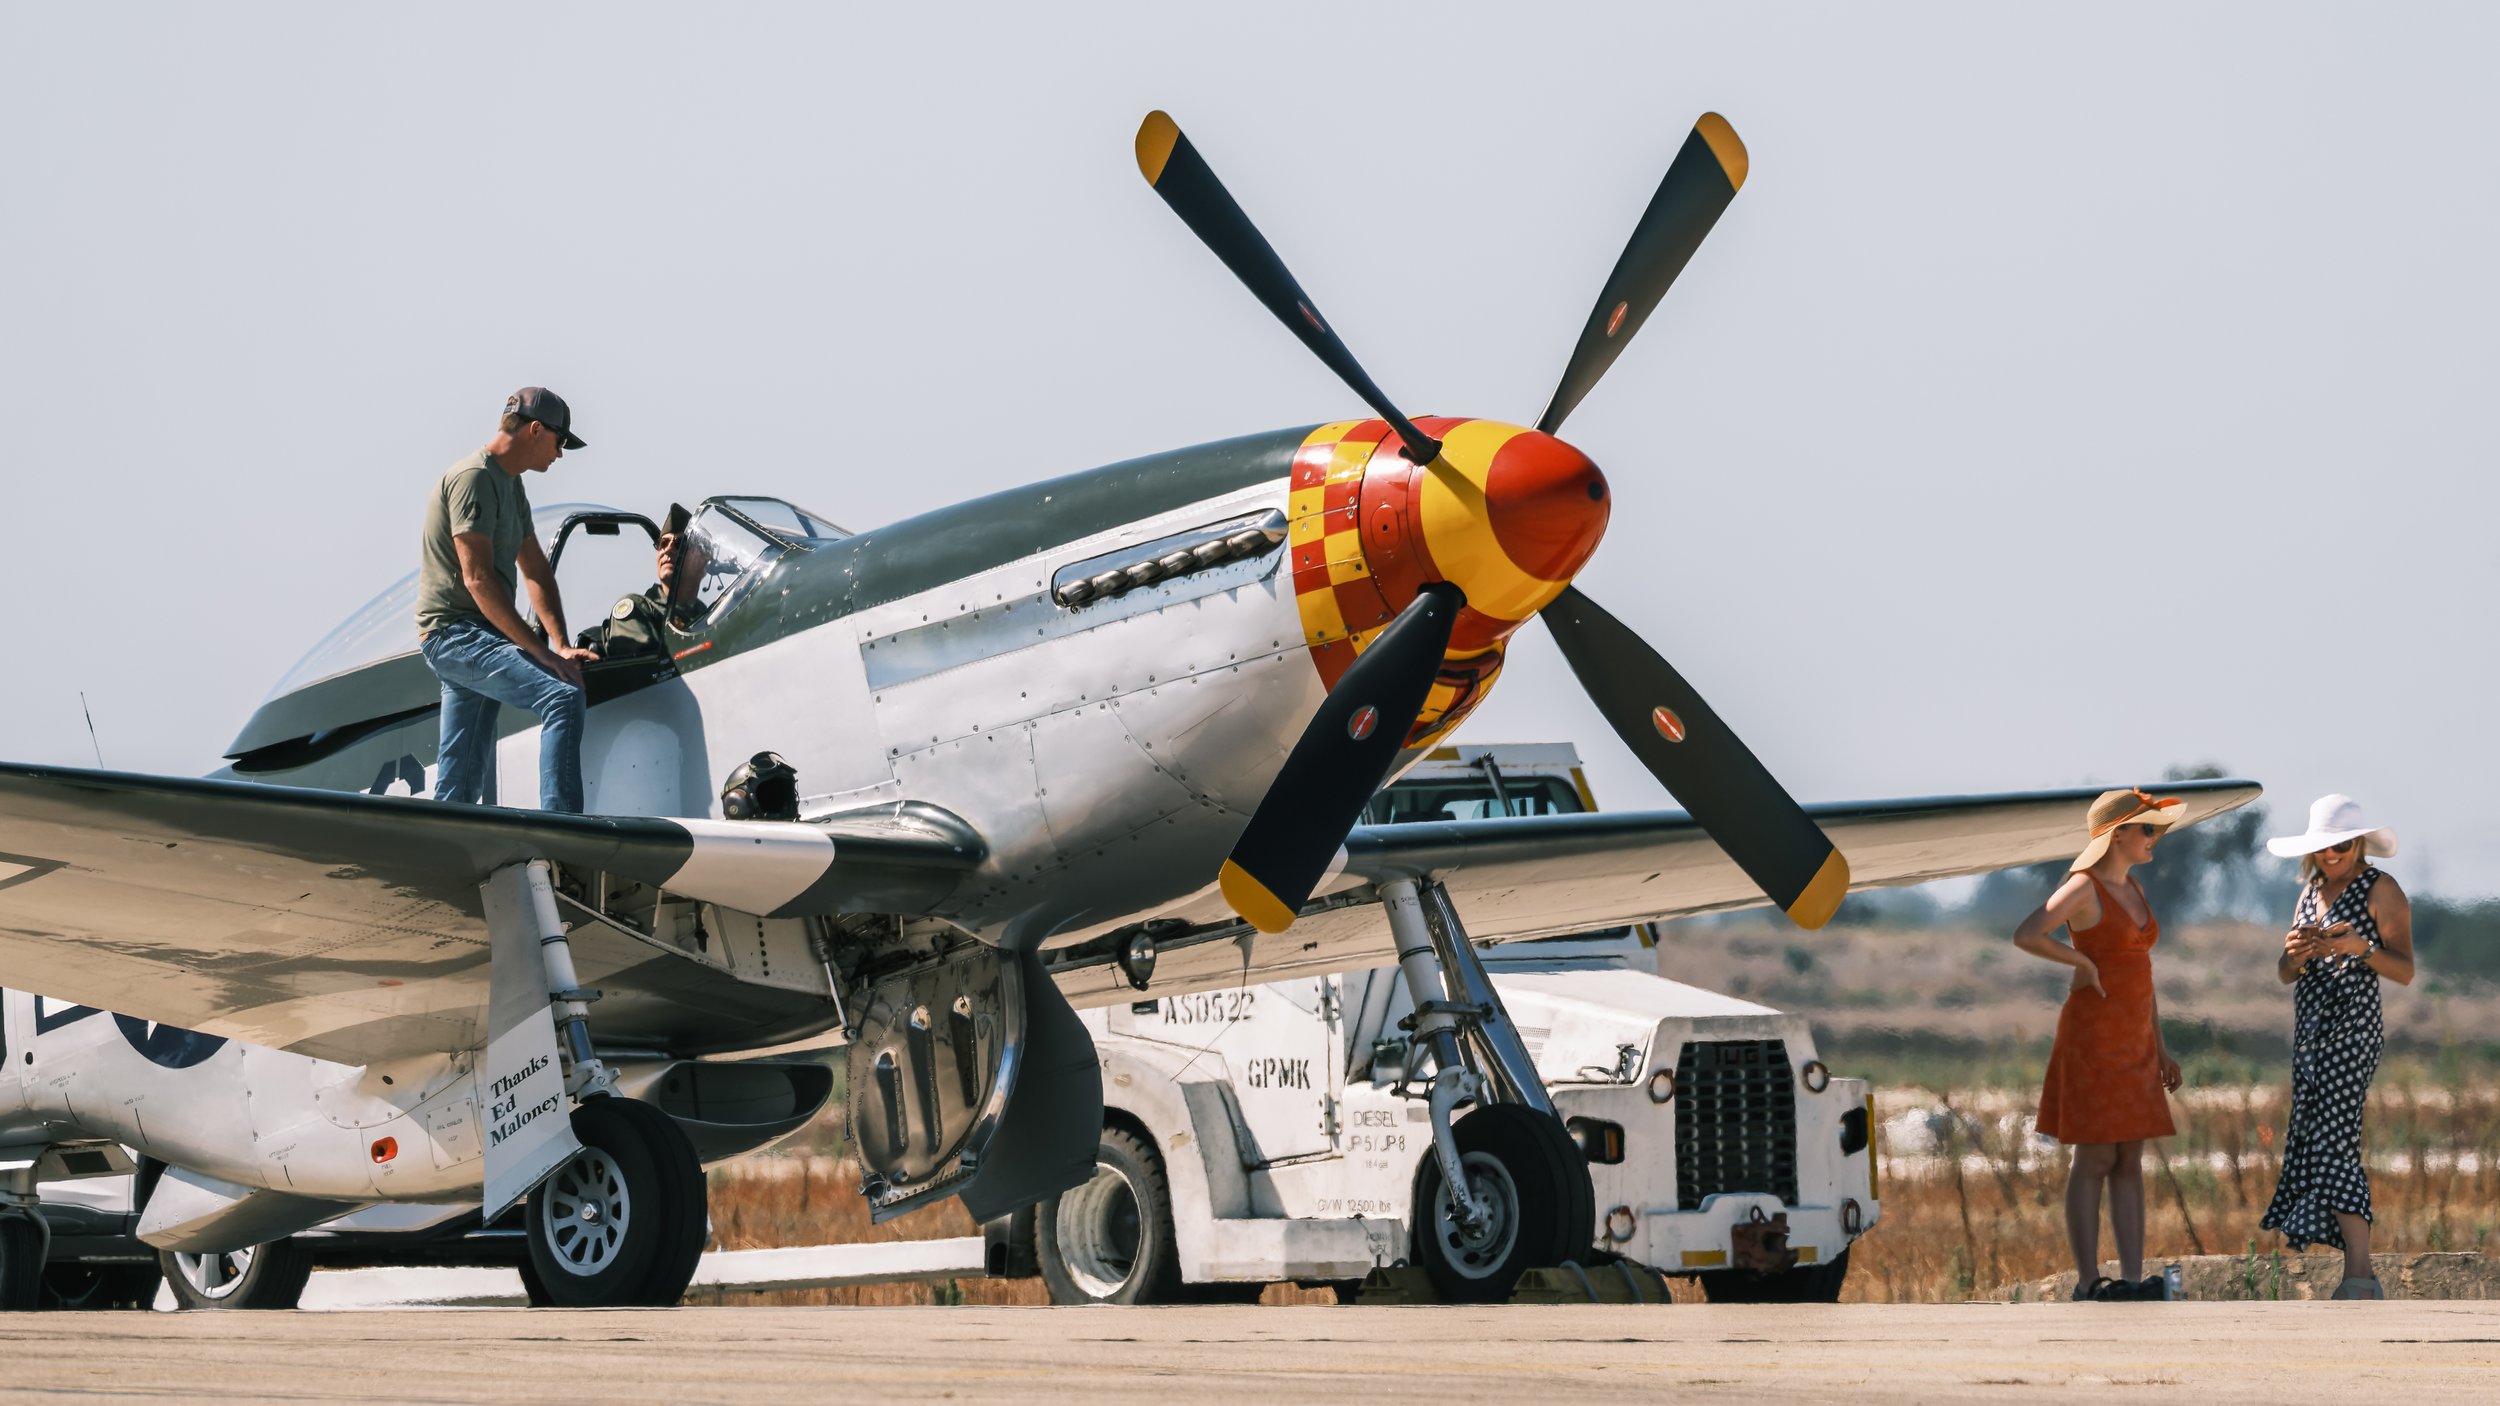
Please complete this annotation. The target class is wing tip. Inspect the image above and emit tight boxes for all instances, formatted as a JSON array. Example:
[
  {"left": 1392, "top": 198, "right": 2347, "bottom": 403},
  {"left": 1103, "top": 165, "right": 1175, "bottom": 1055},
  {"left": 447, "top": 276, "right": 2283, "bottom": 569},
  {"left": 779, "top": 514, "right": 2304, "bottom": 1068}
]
[
  {"left": 1219, "top": 859, "right": 1297, "bottom": 934},
  {"left": 1136, "top": 110, "right": 1181, "bottom": 186},
  {"left": 1783, "top": 847, "right": 1850, "bottom": 930},
  {"left": 1695, "top": 112, "right": 1748, "bottom": 192}
]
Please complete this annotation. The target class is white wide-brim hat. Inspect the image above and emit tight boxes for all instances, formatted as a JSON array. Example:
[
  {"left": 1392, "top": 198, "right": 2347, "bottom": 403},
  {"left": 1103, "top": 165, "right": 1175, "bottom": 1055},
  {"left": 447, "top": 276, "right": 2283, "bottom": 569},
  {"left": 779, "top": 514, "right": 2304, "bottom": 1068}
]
[{"left": 2265, "top": 793, "right": 2397, "bottom": 859}]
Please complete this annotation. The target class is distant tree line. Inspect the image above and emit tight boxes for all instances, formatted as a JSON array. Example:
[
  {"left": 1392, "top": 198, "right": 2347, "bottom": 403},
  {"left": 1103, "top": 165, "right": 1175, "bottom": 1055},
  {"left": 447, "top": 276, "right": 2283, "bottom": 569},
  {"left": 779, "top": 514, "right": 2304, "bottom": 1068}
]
[{"left": 1720, "top": 764, "right": 2500, "bottom": 984}]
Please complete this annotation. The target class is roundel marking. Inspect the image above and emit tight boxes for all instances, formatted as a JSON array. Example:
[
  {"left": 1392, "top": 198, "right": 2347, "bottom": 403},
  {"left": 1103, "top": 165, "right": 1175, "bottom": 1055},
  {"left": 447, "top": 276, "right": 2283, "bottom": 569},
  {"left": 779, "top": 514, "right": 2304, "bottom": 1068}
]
[
  {"left": 1606, "top": 301, "right": 1629, "bottom": 337},
  {"left": 1347, "top": 705, "right": 1380, "bottom": 742},
  {"left": 113, "top": 1014, "right": 229, "bottom": 1069},
  {"left": 1651, "top": 706, "right": 1687, "bottom": 744}
]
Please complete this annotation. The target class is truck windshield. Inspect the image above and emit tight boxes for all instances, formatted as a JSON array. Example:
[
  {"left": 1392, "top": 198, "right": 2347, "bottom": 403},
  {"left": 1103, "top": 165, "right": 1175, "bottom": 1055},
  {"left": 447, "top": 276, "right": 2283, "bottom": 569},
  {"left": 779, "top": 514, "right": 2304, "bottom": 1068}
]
[{"left": 1363, "top": 775, "right": 1584, "bottom": 824}]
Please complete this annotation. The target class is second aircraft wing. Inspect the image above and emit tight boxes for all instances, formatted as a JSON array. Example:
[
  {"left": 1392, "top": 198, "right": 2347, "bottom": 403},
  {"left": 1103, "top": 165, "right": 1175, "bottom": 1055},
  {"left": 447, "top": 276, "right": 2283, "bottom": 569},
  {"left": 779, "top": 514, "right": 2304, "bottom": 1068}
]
[{"left": 1049, "top": 778, "right": 2262, "bottom": 1008}]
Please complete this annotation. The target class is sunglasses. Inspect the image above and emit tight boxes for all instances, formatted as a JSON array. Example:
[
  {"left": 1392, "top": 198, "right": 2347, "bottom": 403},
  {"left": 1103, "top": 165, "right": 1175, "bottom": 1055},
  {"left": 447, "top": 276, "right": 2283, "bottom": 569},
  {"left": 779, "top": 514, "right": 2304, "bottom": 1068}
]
[{"left": 2320, "top": 839, "right": 2358, "bottom": 855}]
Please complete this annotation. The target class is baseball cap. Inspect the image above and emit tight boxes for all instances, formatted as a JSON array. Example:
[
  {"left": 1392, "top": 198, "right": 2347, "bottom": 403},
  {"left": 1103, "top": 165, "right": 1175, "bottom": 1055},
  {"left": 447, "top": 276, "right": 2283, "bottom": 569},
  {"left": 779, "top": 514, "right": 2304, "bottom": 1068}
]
[{"left": 506, "top": 387, "right": 586, "bottom": 450}]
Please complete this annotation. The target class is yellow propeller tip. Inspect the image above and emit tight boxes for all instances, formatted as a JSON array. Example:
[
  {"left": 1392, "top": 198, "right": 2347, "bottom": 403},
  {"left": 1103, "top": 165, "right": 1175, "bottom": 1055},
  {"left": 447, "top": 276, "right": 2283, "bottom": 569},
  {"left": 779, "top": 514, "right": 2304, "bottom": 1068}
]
[
  {"left": 1136, "top": 110, "right": 1181, "bottom": 186},
  {"left": 1696, "top": 112, "right": 1748, "bottom": 193},
  {"left": 1219, "top": 859, "right": 1298, "bottom": 934},
  {"left": 1783, "top": 848, "right": 1850, "bottom": 930}
]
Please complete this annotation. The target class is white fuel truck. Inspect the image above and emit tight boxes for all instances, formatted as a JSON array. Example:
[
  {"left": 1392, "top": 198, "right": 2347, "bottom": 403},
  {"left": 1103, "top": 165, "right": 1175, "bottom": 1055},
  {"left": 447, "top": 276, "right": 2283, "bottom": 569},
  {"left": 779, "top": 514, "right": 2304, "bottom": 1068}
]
[{"left": 999, "top": 744, "right": 1882, "bottom": 1304}]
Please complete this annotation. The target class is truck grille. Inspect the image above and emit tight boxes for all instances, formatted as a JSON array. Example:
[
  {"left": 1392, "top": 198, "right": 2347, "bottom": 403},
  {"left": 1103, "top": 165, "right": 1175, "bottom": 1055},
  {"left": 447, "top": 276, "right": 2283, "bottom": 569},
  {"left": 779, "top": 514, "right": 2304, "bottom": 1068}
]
[{"left": 1674, "top": 1039, "right": 1799, "bottom": 1210}]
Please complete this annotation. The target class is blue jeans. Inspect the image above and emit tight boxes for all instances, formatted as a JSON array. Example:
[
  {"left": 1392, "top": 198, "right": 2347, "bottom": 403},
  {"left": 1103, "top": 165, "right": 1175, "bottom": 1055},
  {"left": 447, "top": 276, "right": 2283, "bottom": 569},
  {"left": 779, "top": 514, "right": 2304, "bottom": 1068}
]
[{"left": 420, "top": 619, "right": 586, "bottom": 813}]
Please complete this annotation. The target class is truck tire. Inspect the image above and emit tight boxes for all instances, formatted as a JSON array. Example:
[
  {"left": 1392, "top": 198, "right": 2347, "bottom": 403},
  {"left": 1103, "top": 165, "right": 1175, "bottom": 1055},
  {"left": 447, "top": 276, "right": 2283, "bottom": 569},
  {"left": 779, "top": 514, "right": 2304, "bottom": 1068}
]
[
  {"left": 40, "top": 1262, "right": 163, "bottom": 1310},
  {"left": 0, "top": 1216, "right": 44, "bottom": 1311},
  {"left": 525, "top": 1098, "right": 709, "bottom": 1308},
  {"left": 1411, "top": 1104, "right": 1595, "bottom": 1303},
  {"left": 160, "top": 1239, "right": 313, "bottom": 1310},
  {"left": 1035, "top": 1128, "right": 1187, "bottom": 1305},
  {"left": 1699, "top": 1246, "right": 1851, "bottom": 1304}
]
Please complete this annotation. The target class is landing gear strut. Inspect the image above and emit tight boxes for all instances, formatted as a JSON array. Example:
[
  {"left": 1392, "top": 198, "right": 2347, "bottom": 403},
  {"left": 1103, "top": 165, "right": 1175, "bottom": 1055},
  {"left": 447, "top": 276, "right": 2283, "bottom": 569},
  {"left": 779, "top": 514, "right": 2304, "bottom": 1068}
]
[
  {"left": 489, "top": 860, "right": 709, "bottom": 1308},
  {"left": 1381, "top": 877, "right": 1594, "bottom": 1302}
]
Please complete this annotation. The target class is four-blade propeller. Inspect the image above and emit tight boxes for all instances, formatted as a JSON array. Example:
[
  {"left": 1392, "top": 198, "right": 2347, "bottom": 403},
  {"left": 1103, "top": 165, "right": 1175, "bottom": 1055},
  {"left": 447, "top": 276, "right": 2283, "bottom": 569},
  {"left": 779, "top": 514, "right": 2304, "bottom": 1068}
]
[{"left": 1135, "top": 109, "right": 1849, "bottom": 934}]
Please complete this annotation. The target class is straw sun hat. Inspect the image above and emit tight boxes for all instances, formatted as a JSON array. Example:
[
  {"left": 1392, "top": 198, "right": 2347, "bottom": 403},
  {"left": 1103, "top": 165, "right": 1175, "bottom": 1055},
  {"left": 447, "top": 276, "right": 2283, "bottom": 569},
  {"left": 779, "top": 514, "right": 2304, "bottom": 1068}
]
[
  {"left": 2265, "top": 794, "right": 2398, "bottom": 860},
  {"left": 2069, "top": 787, "right": 2187, "bottom": 873}
]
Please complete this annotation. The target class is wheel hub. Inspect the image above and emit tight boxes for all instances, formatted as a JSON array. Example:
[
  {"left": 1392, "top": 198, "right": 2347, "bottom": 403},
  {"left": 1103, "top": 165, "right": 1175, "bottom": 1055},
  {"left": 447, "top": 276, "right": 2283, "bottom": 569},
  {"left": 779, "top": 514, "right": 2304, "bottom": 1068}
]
[
  {"left": 1434, "top": 1152, "right": 1521, "bottom": 1276},
  {"left": 541, "top": 1146, "right": 633, "bottom": 1275},
  {"left": 1053, "top": 1161, "right": 1144, "bottom": 1299},
  {"left": 174, "top": 1246, "right": 254, "bottom": 1300}
]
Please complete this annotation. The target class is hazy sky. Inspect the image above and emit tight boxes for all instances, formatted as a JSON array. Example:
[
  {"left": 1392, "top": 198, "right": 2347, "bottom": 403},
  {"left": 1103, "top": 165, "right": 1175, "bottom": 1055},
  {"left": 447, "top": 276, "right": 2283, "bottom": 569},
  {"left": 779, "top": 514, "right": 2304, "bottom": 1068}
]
[{"left": 6, "top": 3, "right": 2494, "bottom": 898}]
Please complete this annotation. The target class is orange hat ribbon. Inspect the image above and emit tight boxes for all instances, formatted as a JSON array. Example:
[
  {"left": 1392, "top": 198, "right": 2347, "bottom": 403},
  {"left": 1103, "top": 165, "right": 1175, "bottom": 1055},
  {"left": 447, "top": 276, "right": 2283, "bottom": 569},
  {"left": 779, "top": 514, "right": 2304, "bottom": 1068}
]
[{"left": 2091, "top": 788, "right": 2183, "bottom": 838}]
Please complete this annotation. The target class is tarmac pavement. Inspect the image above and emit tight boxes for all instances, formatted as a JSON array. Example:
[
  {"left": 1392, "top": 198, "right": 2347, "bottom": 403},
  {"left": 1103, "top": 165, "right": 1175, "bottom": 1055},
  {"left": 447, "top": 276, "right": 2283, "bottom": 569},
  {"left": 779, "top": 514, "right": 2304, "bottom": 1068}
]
[{"left": 4, "top": 1302, "right": 2497, "bottom": 1404}]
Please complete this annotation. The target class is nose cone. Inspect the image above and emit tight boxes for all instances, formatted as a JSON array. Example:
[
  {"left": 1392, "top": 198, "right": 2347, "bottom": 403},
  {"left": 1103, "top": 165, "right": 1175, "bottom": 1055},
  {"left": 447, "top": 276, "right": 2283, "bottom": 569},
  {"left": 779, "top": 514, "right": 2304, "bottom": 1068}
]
[
  {"left": 1485, "top": 430, "right": 1609, "bottom": 588},
  {"left": 1404, "top": 421, "right": 1610, "bottom": 627}
]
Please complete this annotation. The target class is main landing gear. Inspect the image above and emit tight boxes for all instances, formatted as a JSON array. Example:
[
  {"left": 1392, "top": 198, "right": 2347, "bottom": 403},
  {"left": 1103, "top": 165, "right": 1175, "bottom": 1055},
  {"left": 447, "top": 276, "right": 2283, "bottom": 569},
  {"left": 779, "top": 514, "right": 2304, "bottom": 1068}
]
[
  {"left": 496, "top": 860, "right": 710, "bottom": 1309},
  {"left": 1383, "top": 878, "right": 1596, "bottom": 1302}
]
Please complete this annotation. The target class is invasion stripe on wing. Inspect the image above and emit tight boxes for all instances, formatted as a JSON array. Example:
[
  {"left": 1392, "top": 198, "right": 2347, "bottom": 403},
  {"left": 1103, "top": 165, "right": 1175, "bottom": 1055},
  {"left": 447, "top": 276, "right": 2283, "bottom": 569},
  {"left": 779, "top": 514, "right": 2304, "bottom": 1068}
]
[{"left": 660, "top": 819, "right": 841, "bottom": 917}]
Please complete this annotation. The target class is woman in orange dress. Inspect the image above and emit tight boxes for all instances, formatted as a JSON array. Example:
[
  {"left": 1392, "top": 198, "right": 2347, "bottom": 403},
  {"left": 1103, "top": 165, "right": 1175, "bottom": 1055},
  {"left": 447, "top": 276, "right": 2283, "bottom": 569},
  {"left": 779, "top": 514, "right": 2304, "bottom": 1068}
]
[{"left": 2013, "top": 788, "right": 2187, "bottom": 1301}]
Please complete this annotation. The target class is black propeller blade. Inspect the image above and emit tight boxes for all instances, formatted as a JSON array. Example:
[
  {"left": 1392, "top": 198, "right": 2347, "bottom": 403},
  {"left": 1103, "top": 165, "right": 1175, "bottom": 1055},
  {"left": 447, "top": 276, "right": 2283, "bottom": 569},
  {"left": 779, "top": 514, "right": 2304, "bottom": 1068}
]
[
  {"left": 1540, "top": 585, "right": 1849, "bottom": 928},
  {"left": 1220, "top": 584, "right": 1465, "bottom": 933},
  {"left": 1536, "top": 113, "right": 1748, "bottom": 437},
  {"left": 1135, "top": 110, "right": 1440, "bottom": 461}
]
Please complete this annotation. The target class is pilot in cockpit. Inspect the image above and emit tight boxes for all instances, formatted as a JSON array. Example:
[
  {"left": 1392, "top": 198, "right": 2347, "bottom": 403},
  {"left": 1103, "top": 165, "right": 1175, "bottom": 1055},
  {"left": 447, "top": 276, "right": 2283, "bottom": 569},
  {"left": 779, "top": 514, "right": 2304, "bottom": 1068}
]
[
  {"left": 652, "top": 520, "right": 709, "bottom": 628},
  {"left": 575, "top": 505, "right": 708, "bottom": 663}
]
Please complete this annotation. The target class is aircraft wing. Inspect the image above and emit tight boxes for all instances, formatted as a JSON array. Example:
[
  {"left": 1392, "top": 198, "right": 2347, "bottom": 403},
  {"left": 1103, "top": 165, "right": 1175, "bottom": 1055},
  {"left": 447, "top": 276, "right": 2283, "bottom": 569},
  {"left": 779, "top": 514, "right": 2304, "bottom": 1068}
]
[
  {"left": 0, "top": 763, "right": 983, "bottom": 1065},
  {"left": 1049, "top": 778, "right": 2262, "bottom": 1008}
]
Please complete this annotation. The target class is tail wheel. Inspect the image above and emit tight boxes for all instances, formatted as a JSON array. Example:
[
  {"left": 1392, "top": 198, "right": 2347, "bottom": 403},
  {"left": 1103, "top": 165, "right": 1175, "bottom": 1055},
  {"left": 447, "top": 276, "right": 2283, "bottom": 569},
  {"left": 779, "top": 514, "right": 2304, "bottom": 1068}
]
[
  {"left": 1412, "top": 1104, "right": 1595, "bottom": 1303},
  {"left": 0, "top": 1216, "right": 44, "bottom": 1312},
  {"left": 524, "top": 1098, "right": 707, "bottom": 1308},
  {"left": 1699, "top": 1246, "right": 1851, "bottom": 1303},
  {"left": 1035, "top": 1128, "right": 1186, "bottom": 1305},
  {"left": 160, "top": 1239, "right": 313, "bottom": 1310},
  {"left": 40, "top": 1262, "right": 163, "bottom": 1310}
]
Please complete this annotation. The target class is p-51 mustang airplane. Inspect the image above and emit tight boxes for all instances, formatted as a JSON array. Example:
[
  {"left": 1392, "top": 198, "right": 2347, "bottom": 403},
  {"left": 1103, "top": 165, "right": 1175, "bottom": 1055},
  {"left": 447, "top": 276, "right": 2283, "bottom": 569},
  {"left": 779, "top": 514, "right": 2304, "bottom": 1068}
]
[{"left": 0, "top": 111, "right": 2257, "bottom": 1308}]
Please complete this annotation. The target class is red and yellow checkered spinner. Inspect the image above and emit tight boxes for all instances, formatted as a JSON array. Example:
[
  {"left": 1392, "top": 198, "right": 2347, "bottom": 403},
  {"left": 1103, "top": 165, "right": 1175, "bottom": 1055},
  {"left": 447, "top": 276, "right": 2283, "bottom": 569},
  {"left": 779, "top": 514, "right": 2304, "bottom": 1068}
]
[{"left": 1288, "top": 417, "right": 1608, "bottom": 747}]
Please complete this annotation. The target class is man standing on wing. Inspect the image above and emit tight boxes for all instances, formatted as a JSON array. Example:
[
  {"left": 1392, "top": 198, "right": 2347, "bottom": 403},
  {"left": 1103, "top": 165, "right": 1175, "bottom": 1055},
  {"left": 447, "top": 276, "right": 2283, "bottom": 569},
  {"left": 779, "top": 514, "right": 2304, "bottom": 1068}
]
[{"left": 414, "top": 387, "right": 599, "bottom": 812}]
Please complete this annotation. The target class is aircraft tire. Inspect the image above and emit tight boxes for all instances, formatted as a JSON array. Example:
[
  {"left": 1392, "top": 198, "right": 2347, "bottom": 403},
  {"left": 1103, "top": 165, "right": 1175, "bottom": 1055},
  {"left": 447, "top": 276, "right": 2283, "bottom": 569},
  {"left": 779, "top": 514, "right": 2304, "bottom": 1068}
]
[
  {"left": 158, "top": 1239, "right": 313, "bottom": 1310},
  {"left": 0, "top": 1215, "right": 44, "bottom": 1311},
  {"left": 516, "top": 1254, "right": 558, "bottom": 1307},
  {"left": 1698, "top": 1246, "right": 1851, "bottom": 1304},
  {"left": 524, "top": 1097, "right": 707, "bottom": 1308},
  {"left": 40, "top": 1261, "right": 163, "bottom": 1310},
  {"left": 1034, "top": 1127, "right": 1185, "bottom": 1305},
  {"left": 1411, "top": 1104, "right": 1595, "bottom": 1303}
]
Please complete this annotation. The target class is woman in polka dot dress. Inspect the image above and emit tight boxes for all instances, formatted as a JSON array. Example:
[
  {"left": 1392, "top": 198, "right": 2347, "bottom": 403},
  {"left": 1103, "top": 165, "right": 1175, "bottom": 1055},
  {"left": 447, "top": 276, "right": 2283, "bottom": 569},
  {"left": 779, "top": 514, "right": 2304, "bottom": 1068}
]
[{"left": 2259, "top": 795, "right": 2416, "bottom": 1301}]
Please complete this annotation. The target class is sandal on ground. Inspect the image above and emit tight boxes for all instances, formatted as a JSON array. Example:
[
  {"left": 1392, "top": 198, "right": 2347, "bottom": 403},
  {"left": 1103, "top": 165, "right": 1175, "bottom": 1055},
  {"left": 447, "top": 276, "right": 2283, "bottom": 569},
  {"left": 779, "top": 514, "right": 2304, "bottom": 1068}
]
[
  {"left": 2088, "top": 1276, "right": 2136, "bottom": 1301},
  {"left": 2073, "top": 1276, "right": 2116, "bottom": 1301},
  {"left": 2331, "top": 1276, "right": 2385, "bottom": 1300},
  {"left": 2134, "top": 1274, "right": 2168, "bottom": 1301}
]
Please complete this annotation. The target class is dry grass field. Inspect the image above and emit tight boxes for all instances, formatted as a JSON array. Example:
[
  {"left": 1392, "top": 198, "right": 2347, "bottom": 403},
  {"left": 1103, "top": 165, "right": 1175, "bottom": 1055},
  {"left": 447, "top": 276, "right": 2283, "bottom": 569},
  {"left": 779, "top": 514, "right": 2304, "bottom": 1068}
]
[{"left": 1856, "top": 1080, "right": 2500, "bottom": 1302}]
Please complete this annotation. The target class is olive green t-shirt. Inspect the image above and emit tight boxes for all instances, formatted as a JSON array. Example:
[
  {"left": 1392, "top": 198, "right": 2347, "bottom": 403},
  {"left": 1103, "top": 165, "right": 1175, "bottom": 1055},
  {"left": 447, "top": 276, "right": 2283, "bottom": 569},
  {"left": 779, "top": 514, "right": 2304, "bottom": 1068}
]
[{"left": 415, "top": 450, "right": 534, "bottom": 638}]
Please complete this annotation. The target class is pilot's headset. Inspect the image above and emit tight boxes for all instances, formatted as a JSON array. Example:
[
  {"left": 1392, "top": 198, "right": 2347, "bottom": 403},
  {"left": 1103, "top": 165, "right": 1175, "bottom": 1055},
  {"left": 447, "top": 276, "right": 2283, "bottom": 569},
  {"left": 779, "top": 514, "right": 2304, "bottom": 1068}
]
[{"left": 720, "top": 752, "right": 799, "bottom": 822}]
